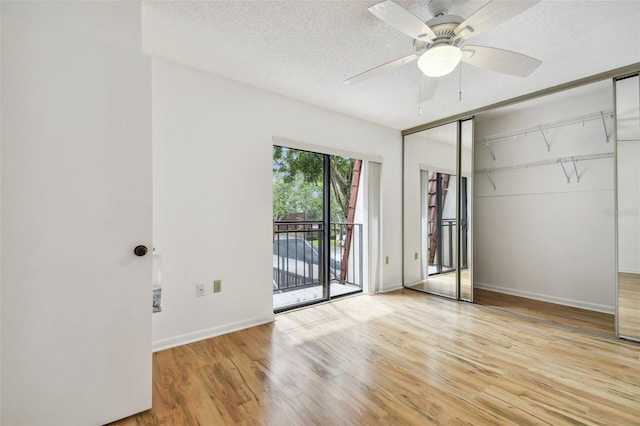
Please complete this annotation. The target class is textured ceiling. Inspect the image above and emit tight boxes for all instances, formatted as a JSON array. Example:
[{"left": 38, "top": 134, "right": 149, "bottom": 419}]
[{"left": 142, "top": 0, "right": 640, "bottom": 130}]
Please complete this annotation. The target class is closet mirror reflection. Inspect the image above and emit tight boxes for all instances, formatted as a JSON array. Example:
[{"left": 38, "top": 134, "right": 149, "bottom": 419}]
[
  {"left": 403, "top": 120, "right": 473, "bottom": 300},
  {"left": 616, "top": 74, "right": 640, "bottom": 342}
]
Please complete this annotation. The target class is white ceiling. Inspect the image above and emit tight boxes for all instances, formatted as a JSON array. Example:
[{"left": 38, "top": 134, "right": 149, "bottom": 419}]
[{"left": 142, "top": 0, "right": 640, "bottom": 130}]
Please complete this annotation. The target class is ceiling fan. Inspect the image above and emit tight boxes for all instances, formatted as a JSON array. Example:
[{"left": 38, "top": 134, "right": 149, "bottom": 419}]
[{"left": 345, "top": 0, "right": 542, "bottom": 101}]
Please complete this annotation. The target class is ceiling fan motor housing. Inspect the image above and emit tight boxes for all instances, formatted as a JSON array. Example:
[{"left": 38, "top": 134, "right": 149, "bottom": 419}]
[{"left": 414, "top": 14, "right": 465, "bottom": 53}]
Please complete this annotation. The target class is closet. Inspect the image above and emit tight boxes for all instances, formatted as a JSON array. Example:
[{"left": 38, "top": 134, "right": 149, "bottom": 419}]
[
  {"left": 472, "top": 80, "right": 616, "bottom": 335},
  {"left": 403, "top": 72, "right": 640, "bottom": 340}
]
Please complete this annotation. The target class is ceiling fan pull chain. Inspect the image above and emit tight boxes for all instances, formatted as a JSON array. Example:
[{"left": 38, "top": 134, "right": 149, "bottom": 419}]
[
  {"left": 459, "top": 64, "right": 463, "bottom": 101},
  {"left": 418, "top": 71, "right": 423, "bottom": 115}
]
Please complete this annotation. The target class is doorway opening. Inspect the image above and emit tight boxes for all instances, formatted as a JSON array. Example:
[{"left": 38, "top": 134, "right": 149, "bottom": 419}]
[
  {"left": 418, "top": 171, "right": 469, "bottom": 298},
  {"left": 425, "top": 171, "right": 458, "bottom": 277},
  {"left": 272, "top": 146, "right": 364, "bottom": 312}
]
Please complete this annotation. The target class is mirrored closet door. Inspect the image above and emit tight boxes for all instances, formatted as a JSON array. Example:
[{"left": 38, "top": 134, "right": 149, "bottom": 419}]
[
  {"left": 403, "top": 120, "right": 473, "bottom": 300},
  {"left": 616, "top": 74, "right": 640, "bottom": 342}
]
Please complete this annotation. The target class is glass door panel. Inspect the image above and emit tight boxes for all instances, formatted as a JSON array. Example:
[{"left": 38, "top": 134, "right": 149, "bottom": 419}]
[
  {"left": 272, "top": 147, "right": 327, "bottom": 311},
  {"left": 329, "top": 156, "right": 364, "bottom": 298}
]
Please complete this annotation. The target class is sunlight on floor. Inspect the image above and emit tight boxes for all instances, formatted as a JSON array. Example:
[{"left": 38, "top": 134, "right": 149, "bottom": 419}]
[{"left": 273, "top": 283, "right": 361, "bottom": 311}]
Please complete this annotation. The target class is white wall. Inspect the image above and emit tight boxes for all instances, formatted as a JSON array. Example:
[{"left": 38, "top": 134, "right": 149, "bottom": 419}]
[
  {"left": 152, "top": 59, "right": 402, "bottom": 350},
  {"left": 474, "top": 83, "right": 616, "bottom": 313}
]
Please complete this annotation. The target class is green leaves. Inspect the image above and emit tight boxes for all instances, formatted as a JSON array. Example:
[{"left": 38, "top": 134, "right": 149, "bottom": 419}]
[
  {"left": 273, "top": 146, "right": 356, "bottom": 222},
  {"left": 272, "top": 175, "right": 323, "bottom": 221}
]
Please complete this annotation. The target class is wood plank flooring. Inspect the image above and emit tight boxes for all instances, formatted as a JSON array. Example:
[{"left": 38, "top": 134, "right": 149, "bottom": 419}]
[
  {"left": 619, "top": 272, "right": 640, "bottom": 340},
  {"left": 406, "top": 269, "right": 472, "bottom": 300},
  {"left": 474, "top": 288, "right": 616, "bottom": 336},
  {"left": 111, "top": 289, "right": 639, "bottom": 425},
  {"left": 406, "top": 270, "right": 457, "bottom": 298}
]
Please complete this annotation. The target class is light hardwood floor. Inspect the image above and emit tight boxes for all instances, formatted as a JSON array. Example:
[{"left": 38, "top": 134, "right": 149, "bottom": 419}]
[
  {"left": 406, "top": 269, "right": 471, "bottom": 300},
  {"left": 619, "top": 272, "right": 640, "bottom": 340},
  {"left": 111, "top": 289, "right": 639, "bottom": 425},
  {"left": 406, "top": 270, "right": 457, "bottom": 297},
  {"left": 474, "top": 288, "right": 616, "bottom": 336}
]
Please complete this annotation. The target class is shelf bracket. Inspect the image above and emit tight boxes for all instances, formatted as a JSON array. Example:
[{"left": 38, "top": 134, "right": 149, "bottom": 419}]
[
  {"left": 559, "top": 160, "right": 571, "bottom": 183},
  {"left": 572, "top": 157, "right": 581, "bottom": 183},
  {"left": 485, "top": 171, "right": 496, "bottom": 190},
  {"left": 600, "top": 111, "right": 610, "bottom": 143},
  {"left": 484, "top": 138, "right": 496, "bottom": 160},
  {"left": 539, "top": 126, "right": 551, "bottom": 151}
]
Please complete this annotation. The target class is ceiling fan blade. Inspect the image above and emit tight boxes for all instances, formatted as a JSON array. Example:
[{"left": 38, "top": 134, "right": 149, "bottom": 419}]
[
  {"left": 454, "top": 1, "right": 539, "bottom": 40},
  {"left": 418, "top": 75, "right": 439, "bottom": 104},
  {"left": 461, "top": 45, "right": 541, "bottom": 77},
  {"left": 369, "top": 0, "right": 436, "bottom": 42},
  {"left": 344, "top": 53, "right": 418, "bottom": 85}
]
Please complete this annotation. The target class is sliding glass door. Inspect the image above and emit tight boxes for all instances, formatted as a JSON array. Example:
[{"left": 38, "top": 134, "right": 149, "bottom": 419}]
[{"left": 272, "top": 146, "right": 363, "bottom": 312}]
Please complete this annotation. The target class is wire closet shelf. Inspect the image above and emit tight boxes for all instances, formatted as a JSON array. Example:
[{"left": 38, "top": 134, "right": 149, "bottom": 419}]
[{"left": 474, "top": 110, "right": 614, "bottom": 190}]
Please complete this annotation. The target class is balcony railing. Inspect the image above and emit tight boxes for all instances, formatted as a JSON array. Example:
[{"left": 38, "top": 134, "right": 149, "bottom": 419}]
[
  {"left": 427, "top": 218, "right": 456, "bottom": 274},
  {"left": 273, "top": 221, "right": 363, "bottom": 293},
  {"left": 427, "top": 218, "right": 468, "bottom": 275}
]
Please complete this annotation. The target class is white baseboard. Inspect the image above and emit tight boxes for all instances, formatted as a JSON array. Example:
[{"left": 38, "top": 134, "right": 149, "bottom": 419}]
[
  {"left": 152, "top": 315, "right": 275, "bottom": 352},
  {"left": 619, "top": 267, "right": 640, "bottom": 274},
  {"left": 379, "top": 283, "right": 403, "bottom": 293},
  {"left": 474, "top": 282, "right": 614, "bottom": 315}
]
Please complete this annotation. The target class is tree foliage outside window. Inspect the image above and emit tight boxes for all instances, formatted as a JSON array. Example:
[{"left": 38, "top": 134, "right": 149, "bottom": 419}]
[{"left": 273, "top": 146, "right": 356, "bottom": 223}]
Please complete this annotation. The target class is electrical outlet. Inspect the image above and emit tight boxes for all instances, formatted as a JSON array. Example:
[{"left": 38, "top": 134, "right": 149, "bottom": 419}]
[
  {"left": 196, "top": 284, "right": 205, "bottom": 297},
  {"left": 213, "top": 280, "right": 222, "bottom": 293}
]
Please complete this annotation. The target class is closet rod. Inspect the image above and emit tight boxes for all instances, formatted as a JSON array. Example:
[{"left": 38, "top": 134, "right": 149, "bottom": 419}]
[
  {"left": 476, "top": 151, "right": 613, "bottom": 175},
  {"left": 475, "top": 110, "right": 613, "bottom": 145}
]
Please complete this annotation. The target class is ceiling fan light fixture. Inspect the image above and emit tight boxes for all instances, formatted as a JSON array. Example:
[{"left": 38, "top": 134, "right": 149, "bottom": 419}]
[{"left": 418, "top": 45, "right": 461, "bottom": 77}]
